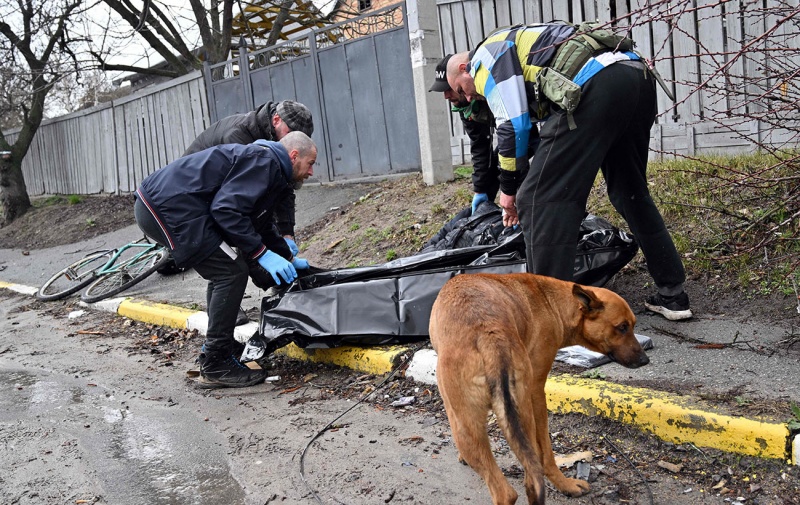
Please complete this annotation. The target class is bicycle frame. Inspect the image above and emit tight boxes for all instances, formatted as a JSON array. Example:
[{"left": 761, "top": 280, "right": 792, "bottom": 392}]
[{"left": 94, "top": 238, "right": 161, "bottom": 276}]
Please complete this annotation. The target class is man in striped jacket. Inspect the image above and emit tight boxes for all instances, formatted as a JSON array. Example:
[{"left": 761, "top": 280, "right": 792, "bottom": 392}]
[{"left": 446, "top": 23, "right": 692, "bottom": 320}]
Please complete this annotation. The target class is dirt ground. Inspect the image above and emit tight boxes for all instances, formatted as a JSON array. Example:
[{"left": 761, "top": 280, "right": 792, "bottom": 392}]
[
  {"left": 0, "top": 193, "right": 136, "bottom": 251},
  {"left": 1, "top": 177, "right": 799, "bottom": 504},
  {"left": 1, "top": 291, "right": 798, "bottom": 505}
]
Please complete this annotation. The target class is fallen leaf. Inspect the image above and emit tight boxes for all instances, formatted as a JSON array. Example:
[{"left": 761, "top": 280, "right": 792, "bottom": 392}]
[
  {"left": 555, "top": 451, "right": 593, "bottom": 469},
  {"left": 712, "top": 478, "right": 727, "bottom": 489},
  {"left": 326, "top": 238, "right": 344, "bottom": 250},
  {"left": 657, "top": 460, "right": 683, "bottom": 473}
]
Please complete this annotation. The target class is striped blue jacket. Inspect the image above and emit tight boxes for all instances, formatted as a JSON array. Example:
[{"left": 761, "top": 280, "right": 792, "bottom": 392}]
[{"left": 469, "top": 23, "right": 639, "bottom": 193}]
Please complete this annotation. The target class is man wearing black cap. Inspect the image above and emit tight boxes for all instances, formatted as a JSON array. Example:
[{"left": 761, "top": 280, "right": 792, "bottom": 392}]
[
  {"left": 429, "top": 54, "right": 501, "bottom": 215},
  {"left": 172, "top": 100, "right": 315, "bottom": 324},
  {"left": 184, "top": 100, "right": 314, "bottom": 240},
  {"left": 185, "top": 100, "right": 315, "bottom": 155}
]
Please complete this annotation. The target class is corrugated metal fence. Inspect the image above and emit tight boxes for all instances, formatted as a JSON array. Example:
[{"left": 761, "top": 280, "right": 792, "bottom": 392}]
[
  {"left": 4, "top": 72, "right": 208, "bottom": 196},
  {"left": 3, "top": 1, "right": 797, "bottom": 196},
  {"left": 203, "top": 3, "right": 420, "bottom": 182}
]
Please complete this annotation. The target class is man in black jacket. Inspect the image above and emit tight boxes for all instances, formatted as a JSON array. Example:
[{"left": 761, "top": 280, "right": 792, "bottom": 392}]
[
  {"left": 429, "top": 55, "right": 500, "bottom": 215},
  {"left": 430, "top": 55, "right": 536, "bottom": 216},
  {"left": 134, "top": 132, "right": 317, "bottom": 388},
  {"left": 184, "top": 99, "right": 313, "bottom": 245},
  {"left": 181, "top": 100, "right": 315, "bottom": 325}
]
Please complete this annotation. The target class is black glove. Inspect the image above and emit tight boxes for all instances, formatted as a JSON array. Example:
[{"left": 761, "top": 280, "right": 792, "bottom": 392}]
[{"left": 247, "top": 260, "right": 278, "bottom": 290}]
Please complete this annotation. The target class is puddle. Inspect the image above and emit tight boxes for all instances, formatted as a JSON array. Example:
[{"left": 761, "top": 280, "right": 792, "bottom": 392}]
[
  {"left": 0, "top": 369, "right": 86, "bottom": 420},
  {"left": 96, "top": 411, "right": 246, "bottom": 504},
  {"left": 0, "top": 367, "right": 246, "bottom": 503}
]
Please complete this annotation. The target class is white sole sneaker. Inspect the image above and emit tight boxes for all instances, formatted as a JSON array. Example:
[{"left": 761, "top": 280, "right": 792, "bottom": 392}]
[{"left": 644, "top": 302, "right": 693, "bottom": 321}]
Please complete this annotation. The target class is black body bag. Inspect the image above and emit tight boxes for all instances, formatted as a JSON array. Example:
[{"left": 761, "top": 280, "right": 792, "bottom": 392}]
[{"left": 245, "top": 202, "right": 638, "bottom": 359}]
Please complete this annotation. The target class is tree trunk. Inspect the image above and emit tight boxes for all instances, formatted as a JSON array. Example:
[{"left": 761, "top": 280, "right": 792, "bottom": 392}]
[{"left": 0, "top": 157, "right": 32, "bottom": 226}]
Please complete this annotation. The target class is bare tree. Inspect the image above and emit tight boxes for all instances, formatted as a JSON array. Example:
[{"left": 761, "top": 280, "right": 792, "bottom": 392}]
[
  {"left": 90, "top": 0, "right": 358, "bottom": 79},
  {"left": 0, "top": 0, "right": 86, "bottom": 225}
]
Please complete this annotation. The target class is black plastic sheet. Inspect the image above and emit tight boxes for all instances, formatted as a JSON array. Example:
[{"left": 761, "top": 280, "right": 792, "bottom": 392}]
[{"left": 251, "top": 208, "right": 638, "bottom": 356}]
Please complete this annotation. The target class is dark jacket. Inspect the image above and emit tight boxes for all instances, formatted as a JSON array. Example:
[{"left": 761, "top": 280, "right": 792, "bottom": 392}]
[
  {"left": 136, "top": 141, "right": 293, "bottom": 268},
  {"left": 183, "top": 102, "right": 296, "bottom": 237},
  {"left": 458, "top": 100, "right": 499, "bottom": 199},
  {"left": 459, "top": 99, "right": 535, "bottom": 199},
  {"left": 183, "top": 102, "right": 276, "bottom": 156}
]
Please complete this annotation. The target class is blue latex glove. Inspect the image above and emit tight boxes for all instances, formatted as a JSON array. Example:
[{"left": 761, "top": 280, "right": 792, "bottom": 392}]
[
  {"left": 471, "top": 193, "right": 489, "bottom": 215},
  {"left": 257, "top": 250, "right": 297, "bottom": 285},
  {"left": 292, "top": 257, "right": 309, "bottom": 270},
  {"left": 284, "top": 237, "right": 299, "bottom": 257}
]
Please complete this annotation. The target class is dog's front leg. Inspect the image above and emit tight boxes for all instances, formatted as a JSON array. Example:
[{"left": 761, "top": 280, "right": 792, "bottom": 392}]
[{"left": 531, "top": 386, "right": 591, "bottom": 497}]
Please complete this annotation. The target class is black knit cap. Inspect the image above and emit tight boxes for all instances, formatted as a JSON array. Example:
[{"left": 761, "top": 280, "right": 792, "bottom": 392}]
[
  {"left": 428, "top": 54, "right": 453, "bottom": 92},
  {"left": 276, "top": 100, "right": 314, "bottom": 137}
]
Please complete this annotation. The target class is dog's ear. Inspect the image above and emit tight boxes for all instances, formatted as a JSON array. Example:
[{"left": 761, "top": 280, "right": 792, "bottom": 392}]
[{"left": 573, "top": 284, "right": 604, "bottom": 314}]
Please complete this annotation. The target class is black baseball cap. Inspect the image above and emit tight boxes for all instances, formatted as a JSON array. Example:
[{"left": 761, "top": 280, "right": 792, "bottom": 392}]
[{"left": 428, "top": 54, "right": 453, "bottom": 92}]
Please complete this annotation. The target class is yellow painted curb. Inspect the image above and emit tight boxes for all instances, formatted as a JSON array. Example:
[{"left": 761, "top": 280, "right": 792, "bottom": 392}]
[
  {"left": 117, "top": 299, "right": 197, "bottom": 329},
  {"left": 546, "top": 375, "right": 789, "bottom": 460},
  {"left": 276, "top": 343, "right": 409, "bottom": 375}
]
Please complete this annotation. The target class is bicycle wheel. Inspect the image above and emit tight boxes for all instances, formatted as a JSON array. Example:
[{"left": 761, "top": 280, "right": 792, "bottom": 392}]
[
  {"left": 80, "top": 247, "right": 171, "bottom": 303},
  {"left": 36, "top": 250, "right": 114, "bottom": 301}
]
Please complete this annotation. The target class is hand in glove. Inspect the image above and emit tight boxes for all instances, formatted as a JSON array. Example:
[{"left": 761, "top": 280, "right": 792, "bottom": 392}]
[
  {"left": 292, "top": 257, "right": 309, "bottom": 270},
  {"left": 257, "top": 250, "right": 297, "bottom": 285},
  {"left": 471, "top": 193, "right": 489, "bottom": 215},
  {"left": 284, "top": 237, "right": 299, "bottom": 257}
]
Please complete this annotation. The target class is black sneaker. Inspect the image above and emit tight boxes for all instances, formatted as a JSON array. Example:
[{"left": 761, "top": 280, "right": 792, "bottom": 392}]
[
  {"left": 645, "top": 292, "right": 693, "bottom": 321},
  {"left": 197, "top": 351, "right": 266, "bottom": 389}
]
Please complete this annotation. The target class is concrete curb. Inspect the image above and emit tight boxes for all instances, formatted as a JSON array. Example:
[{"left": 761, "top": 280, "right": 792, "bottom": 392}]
[{"left": 2, "top": 281, "right": 797, "bottom": 465}]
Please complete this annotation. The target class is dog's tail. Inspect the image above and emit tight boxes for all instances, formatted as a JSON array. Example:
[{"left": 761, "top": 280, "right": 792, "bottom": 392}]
[{"left": 481, "top": 334, "right": 547, "bottom": 504}]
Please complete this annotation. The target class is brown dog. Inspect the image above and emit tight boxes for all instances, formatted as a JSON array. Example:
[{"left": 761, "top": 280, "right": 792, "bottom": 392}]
[{"left": 429, "top": 273, "right": 649, "bottom": 505}]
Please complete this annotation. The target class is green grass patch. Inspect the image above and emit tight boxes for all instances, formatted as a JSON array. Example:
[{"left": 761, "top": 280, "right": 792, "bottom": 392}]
[
  {"left": 454, "top": 165, "right": 472, "bottom": 180},
  {"left": 32, "top": 194, "right": 84, "bottom": 208},
  {"left": 587, "top": 150, "right": 800, "bottom": 294}
]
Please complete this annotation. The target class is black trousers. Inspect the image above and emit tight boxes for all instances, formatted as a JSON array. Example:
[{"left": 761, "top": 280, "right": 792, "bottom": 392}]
[
  {"left": 134, "top": 197, "right": 248, "bottom": 353},
  {"left": 516, "top": 61, "right": 686, "bottom": 295}
]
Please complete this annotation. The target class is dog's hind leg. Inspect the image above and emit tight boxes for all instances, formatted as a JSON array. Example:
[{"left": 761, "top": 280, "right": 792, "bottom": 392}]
[
  {"left": 438, "top": 366, "right": 518, "bottom": 504},
  {"left": 491, "top": 366, "right": 547, "bottom": 505},
  {"left": 451, "top": 401, "right": 519, "bottom": 504}
]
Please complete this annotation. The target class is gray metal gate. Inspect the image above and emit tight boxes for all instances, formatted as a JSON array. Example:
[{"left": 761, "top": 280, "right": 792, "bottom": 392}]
[{"left": 203, "top": 3, "right": 421, "bottom": 183}]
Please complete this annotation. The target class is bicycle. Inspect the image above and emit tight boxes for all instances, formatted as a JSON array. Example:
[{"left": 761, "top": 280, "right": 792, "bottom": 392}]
[{"left": 36, "top": 237, "right": 171, "bottom": 303}]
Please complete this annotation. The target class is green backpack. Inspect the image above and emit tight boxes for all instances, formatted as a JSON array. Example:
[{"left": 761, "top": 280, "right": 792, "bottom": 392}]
[{"left": 536, "top": 21, "right": 636, "bottom": 129}]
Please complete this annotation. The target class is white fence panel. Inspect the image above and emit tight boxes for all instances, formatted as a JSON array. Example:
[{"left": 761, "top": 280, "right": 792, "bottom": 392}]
[{"left": 3, "top": 71, "right": 208, "bottom": 196}]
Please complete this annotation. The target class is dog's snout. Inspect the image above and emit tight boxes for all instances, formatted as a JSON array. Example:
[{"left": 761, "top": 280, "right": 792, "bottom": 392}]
[
  {"left": 611, "top": 348, "right": 650, "bottom": 369},
  {"left": 622, "top": 350, "right": 649, "bottom": 369}
]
